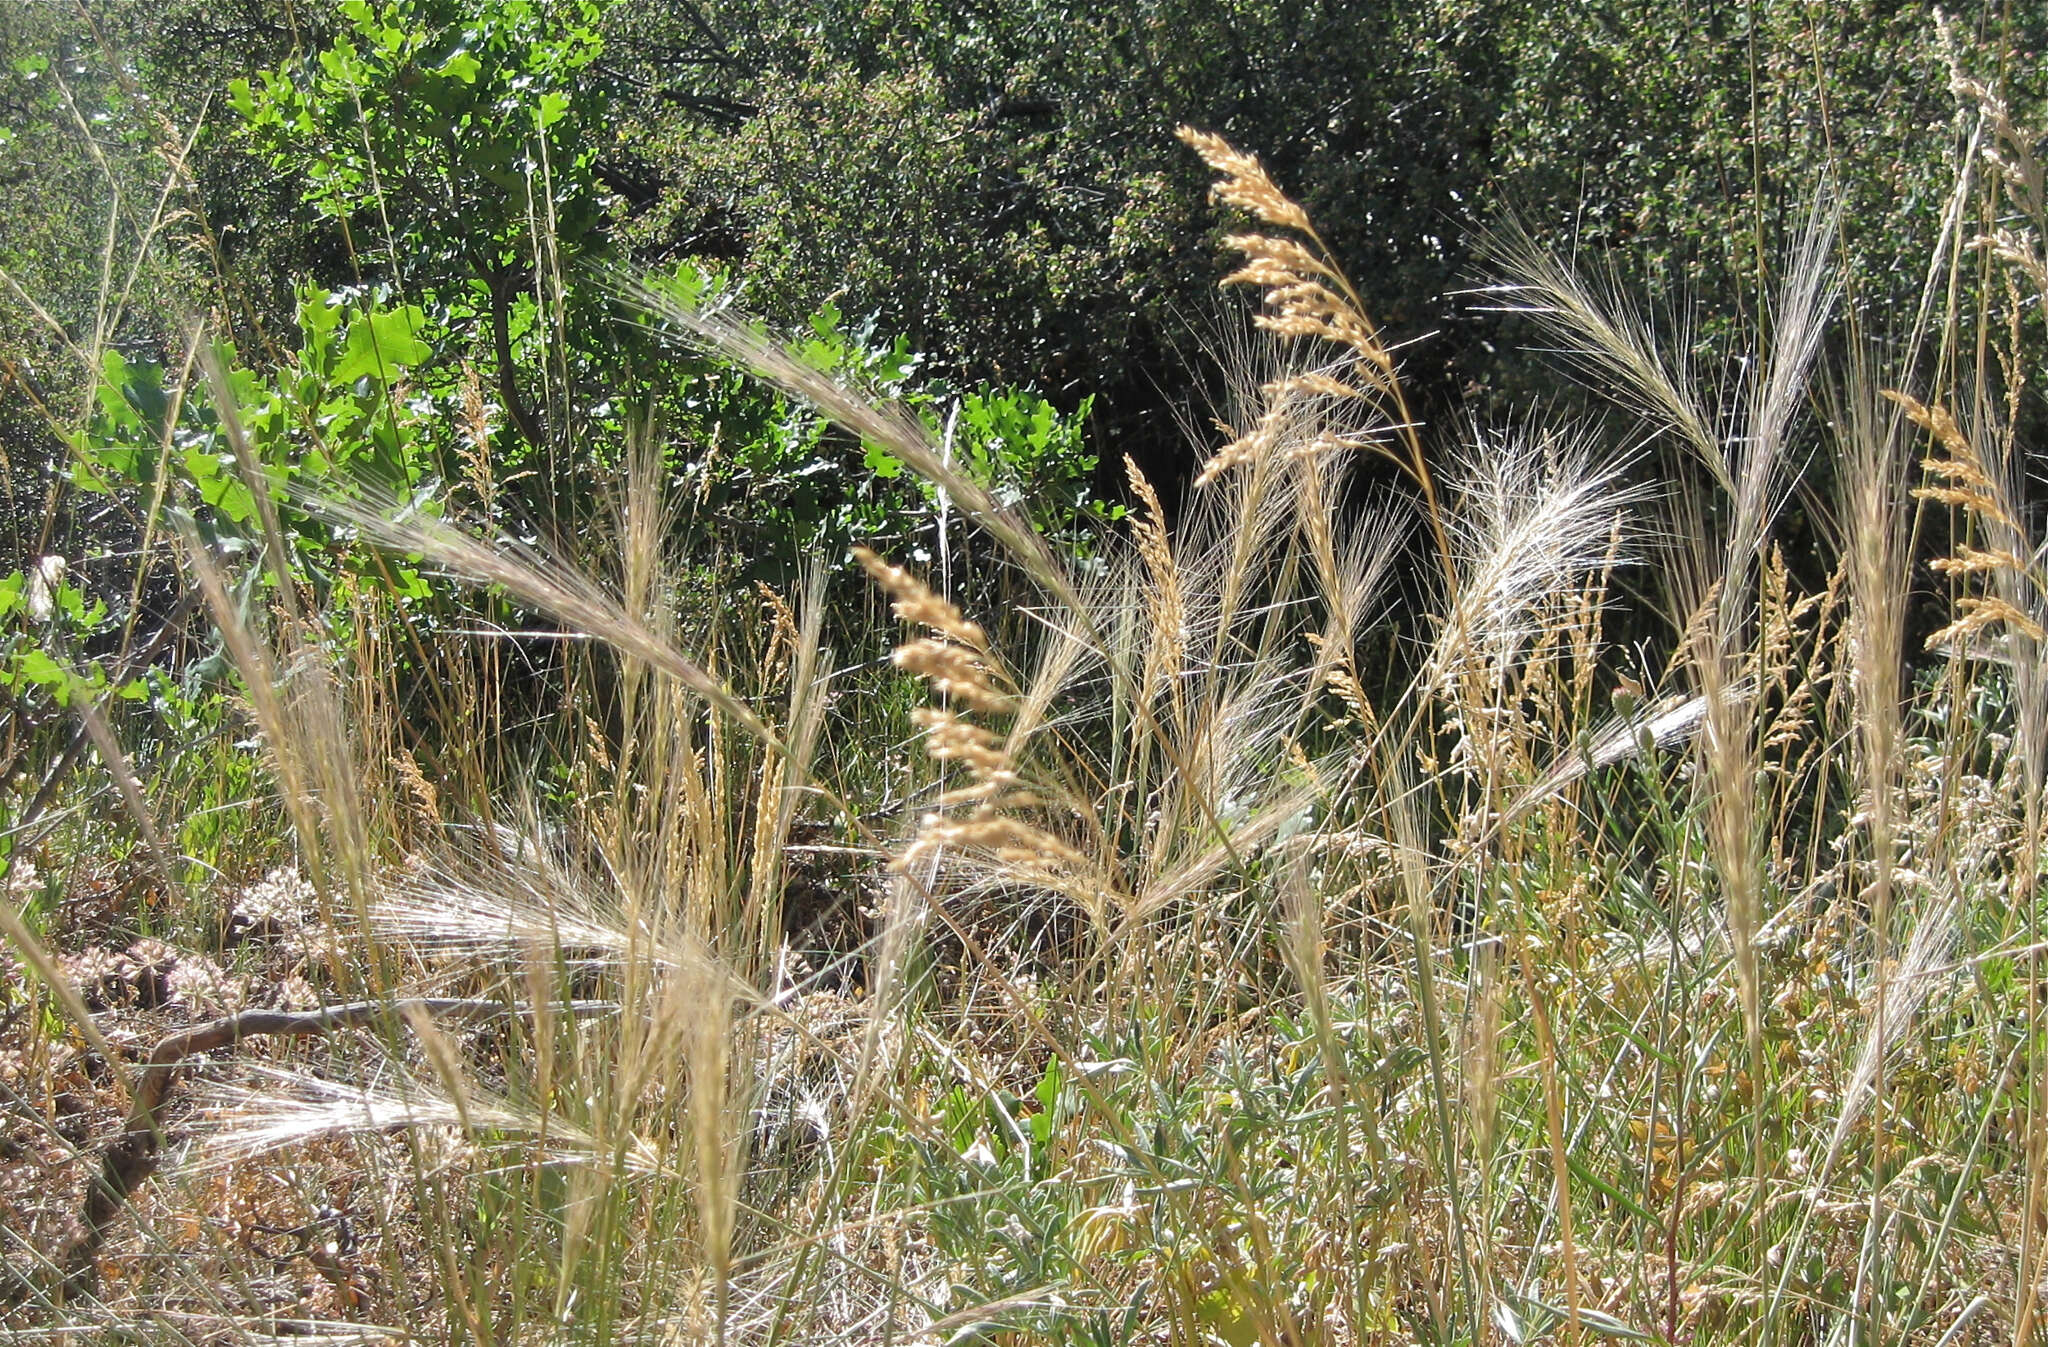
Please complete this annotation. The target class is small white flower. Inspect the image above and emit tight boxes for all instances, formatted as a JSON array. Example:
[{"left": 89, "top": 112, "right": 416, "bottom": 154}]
[{"left": 25, "top": 554, "right": 66, "bottom": 623}]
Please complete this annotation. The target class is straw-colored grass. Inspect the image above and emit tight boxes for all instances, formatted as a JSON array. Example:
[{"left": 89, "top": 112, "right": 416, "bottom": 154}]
[{"left": 6, "top": 54, "right": 2048, "bottom": 1347}]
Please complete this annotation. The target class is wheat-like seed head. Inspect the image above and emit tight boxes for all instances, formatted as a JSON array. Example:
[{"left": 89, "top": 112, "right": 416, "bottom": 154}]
[
  {"left": 456, "top": 360, "right": 495, "bottom": 506},
  {"left": 391, "top": 747, "right": 441, "bottom": 828},
  {"left": 1124, "top": 455, "right": 1187, "bottom": 712},
  {"left": 1889, "top": 388, "right": 2046, "bottom": 655},
  {"left": 1263, "top": 370, "right": 1367, "bottom": 401},
  {"left": 1972, "top": 227, "right": 2048, "bottom": 289},
  {"left": 755, "top": 580, "right": 801, "bottom": 683},
  {"left": 1930, "top": 596, "right": 2047, "bottom": 648},
  {"left": 1194, "top": 403, "right": 1285, "bottom": 487},
  {"left": 1931, "top": 545, "right": 2029, "bottom": 577},
  {"left": 1176, "top": 126, "right": 1392, "bottom": 374},
  {"left": 1884, "top": 391, "right": 1974, "bottom": 460},
  {"left": 1240, "top": 277, "right": 1391, "bottom": 371},
  {"left": 1323, "top": 661, "right": 1373, "bottom": 732},
  {"left": 1944, "top": 15, "right": 2046, "bottom": 224},
  {"left": 1176, "top": 128, "right": 1313, "bottom": 234},
  {"left": 911, "top": 708, "right": 1010, "bottom": 779},
  {"left": 901, "top": 812, "right": 1090, "bottom": 875},
  {"left": 855, "top": 549, "right": 1102, "bottom": 909},
  {"left": 1180, "top": 125, "right": 1454, "bottom": 575},
  {"left": 852, "top": 546, "right": 988, "bottom": 650},
  {"left": 892, "top": 638, "right": 1011, "bottom": 714}
]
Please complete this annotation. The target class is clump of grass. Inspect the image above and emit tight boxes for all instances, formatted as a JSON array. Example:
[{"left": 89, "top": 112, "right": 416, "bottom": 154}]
[{"left": 10, "top": 45, "right": 2048, "bottom": 1347}]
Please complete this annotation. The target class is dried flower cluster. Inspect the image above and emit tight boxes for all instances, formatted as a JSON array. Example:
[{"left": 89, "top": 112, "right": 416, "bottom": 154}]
[
  {"left": 853, "top": 549, "right": 1107, "bottom": 913},
  {"left": 1177, "top": 126, "right": 1451, "bottom": 572},
  {"left": 1887, "top": 391, "right": 2048, "bottom": 647}
]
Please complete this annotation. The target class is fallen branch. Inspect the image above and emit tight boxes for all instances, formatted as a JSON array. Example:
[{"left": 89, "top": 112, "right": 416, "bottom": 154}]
[{"left": 3, "top": 996, "right": 613, "bottom": 1307}]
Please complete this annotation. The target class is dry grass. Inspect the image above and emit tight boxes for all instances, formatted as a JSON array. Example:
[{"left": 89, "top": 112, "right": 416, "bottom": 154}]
[{"left": 5, "top": 59, "right": 2048, "bottom": 1347}]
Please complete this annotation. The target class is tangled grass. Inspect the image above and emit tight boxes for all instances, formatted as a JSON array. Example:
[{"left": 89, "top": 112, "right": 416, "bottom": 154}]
[{"left": 5, "top": 51, "right": 2048, "bottom": 1347}]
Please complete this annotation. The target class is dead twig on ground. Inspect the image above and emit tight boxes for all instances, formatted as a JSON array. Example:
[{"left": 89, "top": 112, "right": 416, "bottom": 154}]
[{"left": 0, "top": 995, "right": 614, "bottom": 1308}]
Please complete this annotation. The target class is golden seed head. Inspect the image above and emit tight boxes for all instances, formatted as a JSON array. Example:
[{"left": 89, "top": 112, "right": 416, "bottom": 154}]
[
  {"left": 893, "top": 639, "right": 1012, "bottom": 714},
  {"left": 1175, "top": 127, "right": 1313, "bottom": 234},
  {"left": 1928, "top": 596, "right": 2045, "bottom": 649},
  {"left": 853, "top": 546, "right": 988, "bottom": 649}
]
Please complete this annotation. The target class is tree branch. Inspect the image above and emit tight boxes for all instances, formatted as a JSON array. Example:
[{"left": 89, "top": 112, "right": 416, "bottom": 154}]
[
  {"left": 0, "top": 996, "right": 612, "bottom": 1307},
  {"left": 488, "top": 268, "right": 547, "bottom": 453}
]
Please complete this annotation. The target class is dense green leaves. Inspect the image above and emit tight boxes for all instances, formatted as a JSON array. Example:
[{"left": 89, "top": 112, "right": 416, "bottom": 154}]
[
  {"left": 6, "top": 0, "right": 2044, "bottom": 724},
  {"left": 604, "top": 0, "right": 2043, "bottom": 434},
  {"left": 72, "top": 288, "right": 439, "bottom": 564},
  {"left": 226, "top": 0, "right": 608, "bottom": 277}
]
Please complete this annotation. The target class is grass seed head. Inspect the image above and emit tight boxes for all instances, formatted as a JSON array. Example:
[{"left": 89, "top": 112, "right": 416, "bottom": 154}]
[
  {"left": 853, "top": 546, "right": 988, "bottom": 650},
  {"left": 1176, "top": 127, "right": 1313, "bottom": 234},
  {"left": 892, "top": 638, "right": 1012, "bottom": 714}
]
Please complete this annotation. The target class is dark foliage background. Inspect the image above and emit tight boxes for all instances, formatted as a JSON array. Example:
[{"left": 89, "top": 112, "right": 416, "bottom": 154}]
[{"left": 4, "top": 0, "right": 2043, "bottom": 567}]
